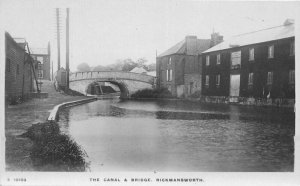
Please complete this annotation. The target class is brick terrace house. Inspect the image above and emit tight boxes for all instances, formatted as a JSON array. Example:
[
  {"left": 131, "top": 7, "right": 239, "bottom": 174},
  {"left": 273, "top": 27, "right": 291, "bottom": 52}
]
[
  {"left": 5, "top": 32, "right": 38, "bottom": 103},
  {"left": 201, "top": 19, "right": 295, "bottom": 103},
  {"left": 30, "top": 43, "right": 51, "bottom": 81},
  {"left": 156, "top": 34, "right": 223, "bottom": 97}
]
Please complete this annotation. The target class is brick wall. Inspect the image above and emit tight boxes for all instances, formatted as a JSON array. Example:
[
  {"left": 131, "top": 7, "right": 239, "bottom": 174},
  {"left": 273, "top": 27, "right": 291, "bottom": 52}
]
[
  {"left": 5, "top": 33, "right": 35, "bottom": 103},
  {"left": 157, "top": 54, "right": 200, "bottom": 97},
  {"left": 201, "top": 37, "right": 295, "bottom": 99},
  {"left": 184, "top": 74, "right": 201, "bottom": 97}
]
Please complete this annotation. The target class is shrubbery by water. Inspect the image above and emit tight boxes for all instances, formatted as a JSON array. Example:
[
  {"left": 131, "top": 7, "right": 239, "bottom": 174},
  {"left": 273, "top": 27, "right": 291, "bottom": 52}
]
[
  {"left": 22, "top": 121, "right": 89, "bottom": 171},
  {"left": 131, "top": 87, "right": 174, "bottom": 99}
]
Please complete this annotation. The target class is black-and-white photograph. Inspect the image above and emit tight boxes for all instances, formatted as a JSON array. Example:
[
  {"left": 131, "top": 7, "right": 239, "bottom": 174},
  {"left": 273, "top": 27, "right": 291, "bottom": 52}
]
[{"left": 1, "top": 0, "right": 299, "bottom": 185}]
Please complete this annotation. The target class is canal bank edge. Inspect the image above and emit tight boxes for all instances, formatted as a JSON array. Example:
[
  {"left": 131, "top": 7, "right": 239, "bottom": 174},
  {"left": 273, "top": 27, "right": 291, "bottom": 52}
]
[
  {"left": 126, "top": 96, "right": 295, "bottom": 108},
  {"left": 47, "top": 97, "right": 98, "bottom": 121}
]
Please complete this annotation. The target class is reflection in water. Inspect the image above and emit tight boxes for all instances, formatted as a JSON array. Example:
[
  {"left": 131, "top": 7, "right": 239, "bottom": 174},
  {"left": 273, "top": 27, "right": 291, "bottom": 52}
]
[{"left": 57, "top": 100, "right": 294, "bottom": 172}]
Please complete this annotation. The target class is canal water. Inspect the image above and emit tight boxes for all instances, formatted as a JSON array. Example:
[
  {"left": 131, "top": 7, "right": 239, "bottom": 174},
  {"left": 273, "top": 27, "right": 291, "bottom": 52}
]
[{"left": 58, "top": 99, "right": 294, "bottom": 172}]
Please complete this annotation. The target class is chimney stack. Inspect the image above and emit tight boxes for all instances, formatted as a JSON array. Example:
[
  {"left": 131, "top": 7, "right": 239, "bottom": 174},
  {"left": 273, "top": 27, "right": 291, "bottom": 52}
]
[
  {"left": 210, "top": 32, "right": 223, "bottom": 47},
  {"left": 185, "top": 35, "right": 198, "bottom": 55}
]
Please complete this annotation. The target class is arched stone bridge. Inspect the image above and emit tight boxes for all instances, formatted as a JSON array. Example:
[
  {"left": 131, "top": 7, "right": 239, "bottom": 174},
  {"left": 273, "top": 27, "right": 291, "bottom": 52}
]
[{"left": 69, "top": 71, "right": 156, "bottom": 98}]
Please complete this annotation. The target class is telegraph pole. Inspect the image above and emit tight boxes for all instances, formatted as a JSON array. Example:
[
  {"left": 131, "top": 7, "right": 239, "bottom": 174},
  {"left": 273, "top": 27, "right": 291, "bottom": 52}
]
[
  {"left": 56, "top": 8, "right": 61, "bottom": 71},
  {"left": 66, "top": 8, "right": 70, "bottom": 89}
]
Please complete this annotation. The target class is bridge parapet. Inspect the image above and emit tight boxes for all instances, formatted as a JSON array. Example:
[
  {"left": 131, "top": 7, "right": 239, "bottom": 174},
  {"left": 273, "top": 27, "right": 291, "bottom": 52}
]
[{"left": 70, "top": 71, "right": 156, "bottom": 85}]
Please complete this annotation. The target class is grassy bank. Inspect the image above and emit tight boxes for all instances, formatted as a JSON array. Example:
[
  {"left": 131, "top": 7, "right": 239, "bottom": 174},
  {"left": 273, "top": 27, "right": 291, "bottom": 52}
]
[{"left": 21, "top": 121, "right": 89, "bottom": 171}]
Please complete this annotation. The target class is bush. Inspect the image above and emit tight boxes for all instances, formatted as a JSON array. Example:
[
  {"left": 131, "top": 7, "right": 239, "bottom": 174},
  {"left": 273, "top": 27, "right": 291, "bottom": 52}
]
[
  {"left": 23, "top": 121, "right": 89, "bottom": 171},
  {"left": 131, "top": 87, "right": 174, "bottom": 99}
]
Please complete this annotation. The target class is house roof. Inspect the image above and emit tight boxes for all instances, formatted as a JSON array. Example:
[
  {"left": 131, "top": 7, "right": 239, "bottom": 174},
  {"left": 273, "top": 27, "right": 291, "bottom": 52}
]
[
  {"left": 130, "top": 67, "right": 147, "bottom": 74},
  {"left": 5, "top": 33, "right": 26, "bottom": 51},
  {"left": 30, "top": 48, "right": 48, "bottom": 55},
  {"left": 13, "top": 38, "right": 26, "bottom": 49},
  {"left": 202, "top": 20, "right": 294, "bottom": 54},
  {"left": 158, "top": 36, "right": 211, "bottom": 57}
]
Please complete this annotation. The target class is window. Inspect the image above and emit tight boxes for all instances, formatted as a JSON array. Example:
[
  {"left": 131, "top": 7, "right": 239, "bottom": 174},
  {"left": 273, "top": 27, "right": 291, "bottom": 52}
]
[
  {"left": 168, "top": 57, "right": 172, "bottom": 65},
  {"left": 38, "top": 70, "right": 43, "bottom": 78},
  {"left": 217, "top": 54, "right": 221, "bottom": 64},
  {"left": 248, "top": 72, "right": 254, "bottom": 85},
  {"left": 38, "top": 63, "right": 42, "bottom": 70},
  {"left": 216, "top": 74, "right": 220, "bottom": 86},
  {"left": 206, "top": 55, "right": 210, "bottom": 66},
  {"left": 290, "top": 41, "right": 295, "bottom": 56},
  {"left": 16, "top": 64, "right": 19, "bottom": 75},
  {"left": 166, "top": 69, "right": 172, "bottom": 81},
  {"left": 267, "top": 72, "right": 273, "bottom": 85},
  {"left": 249, "top": 48, "right": 254, "bottom": 61},
  {"left": 189, "top": 82, "right": 194, "bottom": 94},
  {"left": 231, "top": 51, "right": 241, "bottom": 69},
  {"left": 205, "top": 75, "right": 209, "bottom": 86},
  {"left": 37, "top": 56, "right": 44, "bottom": 64},
  {"left": 268, "top": 45, "right": 274, "bottom": 58},
  {"left": 6, "top": 58, "right": 11, "bottom": 72},
  {"left": 166, "top": 70, "right": 168, "bottom": 81},
  {"left": 289, "top": 70, "right": 295, "bottom": 84}
]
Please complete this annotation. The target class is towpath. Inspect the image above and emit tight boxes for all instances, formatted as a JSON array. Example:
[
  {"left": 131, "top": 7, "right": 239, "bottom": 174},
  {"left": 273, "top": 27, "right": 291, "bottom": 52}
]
[{"left": 5, "top": 80, "right": 87, "bottom": 171}]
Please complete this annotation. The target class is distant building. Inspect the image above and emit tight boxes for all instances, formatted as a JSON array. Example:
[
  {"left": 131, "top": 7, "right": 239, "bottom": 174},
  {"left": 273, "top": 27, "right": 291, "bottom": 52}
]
[
  {"left": 156, "top": 34, "right": 223, "bottom": 97},
  {"left": 130, "top": 67, "right": 148, "bottom": 74},
  {"left": 30, "top": 43, "right": 51, "bottom": 80},
  {"left": 5, "top": 32, "right": 38, "bottom": 103},
  {"left": 201, "top": 19, "right": 295, "bottom": 102}
]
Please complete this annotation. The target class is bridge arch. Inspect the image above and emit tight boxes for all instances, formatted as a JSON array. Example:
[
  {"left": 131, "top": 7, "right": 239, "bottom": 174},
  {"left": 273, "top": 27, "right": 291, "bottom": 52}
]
[
  {"left": 85, "top": 80, "right": 130, "bottom": 98},
  {"left": 69, "top": 71, "right": 156, "bottom": 99}
]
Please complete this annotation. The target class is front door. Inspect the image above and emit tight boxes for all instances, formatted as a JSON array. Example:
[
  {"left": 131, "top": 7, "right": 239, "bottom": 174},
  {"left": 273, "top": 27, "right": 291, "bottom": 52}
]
[{"left": 230, "top": 74, "right": 240, "bottom": 97}]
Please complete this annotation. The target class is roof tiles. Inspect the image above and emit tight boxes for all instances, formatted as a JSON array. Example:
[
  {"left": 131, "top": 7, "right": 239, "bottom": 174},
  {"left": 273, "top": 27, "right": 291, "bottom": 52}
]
[{"left": 203, "top": 22, "right": 294, "bottom": 54}]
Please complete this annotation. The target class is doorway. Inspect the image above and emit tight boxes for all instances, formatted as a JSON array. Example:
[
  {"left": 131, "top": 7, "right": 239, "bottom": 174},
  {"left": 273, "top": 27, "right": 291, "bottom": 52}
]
[{"left": 230, "top": 74, "right": 240, "bottom": 102}]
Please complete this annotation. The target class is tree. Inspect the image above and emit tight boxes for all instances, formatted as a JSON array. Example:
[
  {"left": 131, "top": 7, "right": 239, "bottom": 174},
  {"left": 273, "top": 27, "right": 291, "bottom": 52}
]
[
  {"left": 92, "top": 65, "right": 110, "bottom": 71},
  {"left": 77, "top": 63, "right": 91, "bottom": 72},
  {"left": 121, "top": 58, "right": 137, "bottom": 71},
  {"left": 107, "top": 59, "right": 124, "bottom": 71},
  {"left": 147, "top": 63, "right": 156, "bottom": 71},
  {"left": 136, "top": 58, "right": 147, "bottom": 68}
]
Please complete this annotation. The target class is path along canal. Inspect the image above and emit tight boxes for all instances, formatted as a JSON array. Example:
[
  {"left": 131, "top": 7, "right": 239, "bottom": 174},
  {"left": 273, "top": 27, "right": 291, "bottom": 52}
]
[{"left": 57, "top": 99, "right": 294, "bottom": 172}]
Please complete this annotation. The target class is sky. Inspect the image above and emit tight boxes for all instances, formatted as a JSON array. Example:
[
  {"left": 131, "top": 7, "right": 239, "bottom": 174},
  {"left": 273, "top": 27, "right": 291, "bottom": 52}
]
[{"left": 1, "top": 0, "right": 299, "bottom": 72}]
